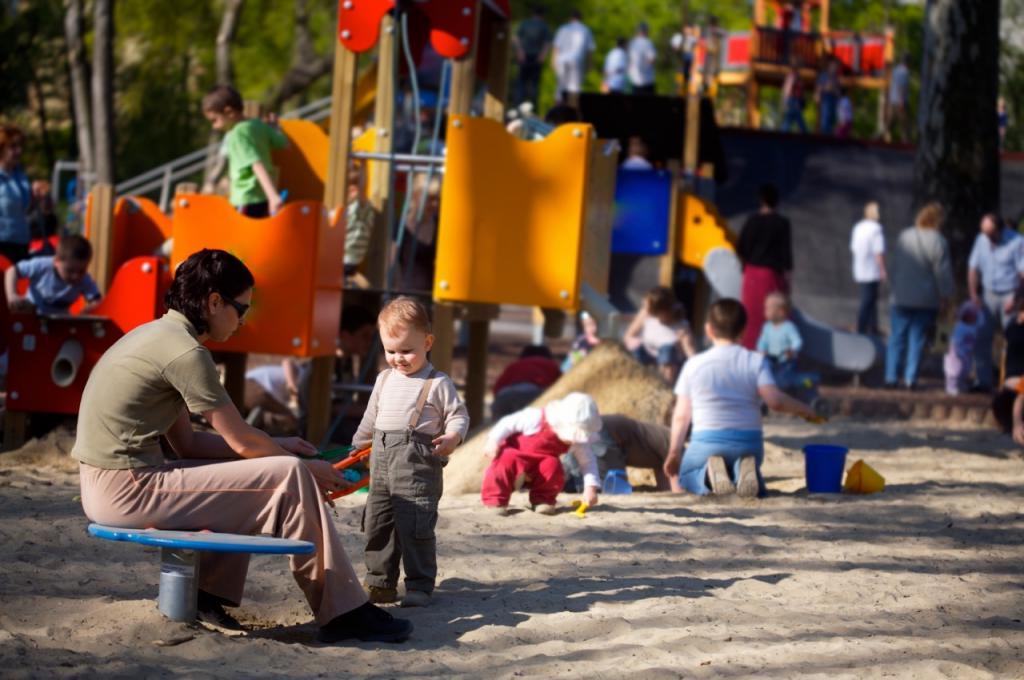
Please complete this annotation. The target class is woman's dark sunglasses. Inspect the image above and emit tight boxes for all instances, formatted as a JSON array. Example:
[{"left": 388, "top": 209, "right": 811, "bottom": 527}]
[{"left": 220, "top": 293, "right": 250, "bottom": 318}]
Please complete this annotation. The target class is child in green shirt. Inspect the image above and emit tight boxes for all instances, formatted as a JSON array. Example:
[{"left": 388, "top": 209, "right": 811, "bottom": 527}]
[{"left": 202, "top": 85, "right": 288, "bottom": 217}]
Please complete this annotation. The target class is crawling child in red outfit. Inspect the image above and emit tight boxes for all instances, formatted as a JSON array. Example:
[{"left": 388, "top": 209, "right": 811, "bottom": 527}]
[{"left": 481, "top": 392, "right": 602, "bottom": 515}]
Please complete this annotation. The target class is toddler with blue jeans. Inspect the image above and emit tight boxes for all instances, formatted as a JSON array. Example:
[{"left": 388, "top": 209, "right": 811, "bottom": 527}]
[{"left": 663, "top": 299, "right": 818, "bottom": 497}]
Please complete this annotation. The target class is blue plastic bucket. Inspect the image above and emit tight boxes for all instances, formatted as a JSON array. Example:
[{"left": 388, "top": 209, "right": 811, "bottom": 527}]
[
  {"left": 602, "top": 469, "right": 633, "bottom": 495},
  {"left": 802, "top": 444, "right": 848, "bottom": 493}
]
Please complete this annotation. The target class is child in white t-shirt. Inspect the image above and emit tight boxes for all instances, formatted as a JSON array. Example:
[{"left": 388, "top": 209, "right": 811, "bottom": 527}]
[
  {"left": 663, "top": 298, "right": 818, "bottom": 497},
  {"left": 623, "top": 286, "right": 697, "bottom": 383}
]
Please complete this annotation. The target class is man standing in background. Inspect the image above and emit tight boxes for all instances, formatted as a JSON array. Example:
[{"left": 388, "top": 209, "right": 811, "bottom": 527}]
[
  {"left": 552, "top": 10, "right": 596, "bottom": 107},
  {"left": 512, "top": 5, "right": 551, "bottom": 110},
  {"left": 627, "top": 22, "right": 657, "bottom": 95}
]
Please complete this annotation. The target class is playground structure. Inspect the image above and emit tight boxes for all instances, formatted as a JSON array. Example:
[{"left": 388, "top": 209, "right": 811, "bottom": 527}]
[
  {"left": 2, "top": 0, "right": 896, "bottom": 451},
  {"left": 692, "top": 0, "right": 894, "bottom": 127}
]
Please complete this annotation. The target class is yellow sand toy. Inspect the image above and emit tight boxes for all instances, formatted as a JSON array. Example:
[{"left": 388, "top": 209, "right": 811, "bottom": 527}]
[
  {"left": 844, "top": 460, "right": 885, "bottom": 494},
  {"left": 571, "top": 500, "right": 589, "bottom": 518}
]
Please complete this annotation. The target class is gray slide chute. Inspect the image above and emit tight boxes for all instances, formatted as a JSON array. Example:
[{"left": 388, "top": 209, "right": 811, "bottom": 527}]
[{"left": 702, "top": 247, "right": 877, "bottom": 373}]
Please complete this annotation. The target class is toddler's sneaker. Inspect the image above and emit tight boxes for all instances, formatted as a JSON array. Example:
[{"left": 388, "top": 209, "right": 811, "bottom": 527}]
[
  {"left": 533, "top": 503, "right": 558, "bottom": 515},
  {"left": 364, "top": 583, "right": 398, "bottom": 604},
  {"left": 485, "top": 504, "right": 510, "bottom": 516},
  {"left": 736, "top": 456, "right": 759, "bottom": 498},
  {"left": 706, "top": 456, "right": 736, "bottom": 495},
  {"left": 401, "top": 590, "right": 431, "bottom": 607}
]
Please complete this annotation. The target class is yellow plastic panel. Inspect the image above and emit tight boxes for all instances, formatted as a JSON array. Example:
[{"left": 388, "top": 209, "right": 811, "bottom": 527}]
[
  {"left": 677, "top": 192, "right": 736, "bottom": 268},
  {"left": 170, "top": 195, "right": 343, "bottom": 357},
  {"left": 434, "top": 116, "right": 594, "bottom": 309}
]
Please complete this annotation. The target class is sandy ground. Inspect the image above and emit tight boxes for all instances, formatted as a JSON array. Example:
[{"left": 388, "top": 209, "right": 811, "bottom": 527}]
[{"left": 1, "top": 417, "right": 1023, "bottom": 679}]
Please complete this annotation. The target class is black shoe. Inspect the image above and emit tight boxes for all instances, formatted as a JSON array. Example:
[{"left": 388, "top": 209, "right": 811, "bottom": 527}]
[
  {"left": 196, "top": 590, "right": 244, "bottom": 631},
  {"left": 968, "top": 384, "right": 993, "bottom": 394},
  {"left": 882, "top": 382, "right": 898, "bottom": 391},
  {"left": 317, "top": 602, "right": 413, "bottom": 644}
]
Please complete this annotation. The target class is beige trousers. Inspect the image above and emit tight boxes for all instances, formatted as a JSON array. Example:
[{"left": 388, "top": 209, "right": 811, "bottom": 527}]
[{"left": 79, "top": 456, "right": 367, "bottom": 625}]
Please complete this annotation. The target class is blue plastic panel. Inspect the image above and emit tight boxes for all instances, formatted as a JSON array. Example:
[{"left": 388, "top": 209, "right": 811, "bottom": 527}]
[
  {"left": 611, "top": 168, "right": 672, "bottom": 255},
  {"left": 88, "top": 524, "right": 315, "bottom": 555}
]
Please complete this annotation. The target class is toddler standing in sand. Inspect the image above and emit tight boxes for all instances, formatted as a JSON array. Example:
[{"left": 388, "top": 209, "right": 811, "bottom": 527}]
[
  {"left": 352, "top": 297, "right": 469, "bottom": 608},
  {"left": 624, "top": 286, "right": 698, "bottom": 383},
  {"left": 664, "top": 299, "right": 817, "bottom": 497},
  {"left": 481, "top": 392, "right": 602, "bottom": 515}
]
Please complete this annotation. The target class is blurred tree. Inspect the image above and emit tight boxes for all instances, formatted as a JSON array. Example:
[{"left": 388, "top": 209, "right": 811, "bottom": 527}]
[{"left": 913, "top": 0, "right": 1001, "bottom": 290}]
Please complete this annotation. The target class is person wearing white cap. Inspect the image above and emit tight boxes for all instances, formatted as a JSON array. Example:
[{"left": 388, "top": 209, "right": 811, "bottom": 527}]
[{"left": 481, "top": 392, "right": 602, "bottom": 515}]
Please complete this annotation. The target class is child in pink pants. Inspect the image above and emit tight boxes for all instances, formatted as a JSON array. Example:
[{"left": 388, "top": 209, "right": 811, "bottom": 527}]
[{"left": 481, "top": 392, "right": 602, "bottom": 515}]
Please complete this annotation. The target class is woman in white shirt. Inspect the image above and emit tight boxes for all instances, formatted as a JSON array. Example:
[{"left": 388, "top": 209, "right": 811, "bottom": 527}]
[{"left": 849, "top": 201, "right": 887, "bottom": 335}]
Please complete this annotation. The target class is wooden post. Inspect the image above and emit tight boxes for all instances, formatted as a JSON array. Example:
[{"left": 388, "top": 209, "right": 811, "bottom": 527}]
[
  {"left": 307, "top": 44, "right": 360, "bottom": 446},
  {"left": 433, "top": 0, "right": 481, "bottom": 376},
  {"left": 213, "top": 351, "right": 247, "bottom": 410},
  {"left": 365, "top": 13, "right": 395, "bottom": 289},
  {"left": 459, "top": 12, "right": 510, "bottom": 427},
  {"left": 87, "top": 183, "right": 115, "bottom": 291},
  {"left": 2, "top": 410, "right": 27, "bottom": 452},
  {"left": 658, "top": 162, "right": 681, "bottom": 289},
  {"left": 683, "top": 95, "right": 701, "bottom": 180},
  {"left": 746, "top": 77, "right": 761, "bottom": 128}
]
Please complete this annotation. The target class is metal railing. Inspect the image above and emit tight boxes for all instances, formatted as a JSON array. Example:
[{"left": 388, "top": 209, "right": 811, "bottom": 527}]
[{"left": 59, "top": 94, "right": 335, "bottom": 213}]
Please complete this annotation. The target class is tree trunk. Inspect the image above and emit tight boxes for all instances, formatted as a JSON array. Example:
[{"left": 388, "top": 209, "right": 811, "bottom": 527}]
[
  {"left": 266, "top": 0, "right": 334, "bottom": 111},
  {"left": 913, "top": 0, "right": 1001, "bottom": 292},
  {"left": 216, "top": 0, "right": 244, "bottom": 85},
  {"left": 204, "top": 0, "right": 245, "bottom": 187},
  {"left": 91, "top": 0, "right": 115, "bottom": 184},
  {"left": 64, "top": 0, "right": 94, "bottom": 182}
]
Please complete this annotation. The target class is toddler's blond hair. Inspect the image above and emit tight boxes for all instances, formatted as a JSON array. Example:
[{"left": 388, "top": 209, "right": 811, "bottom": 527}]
[{"left": 379, "top": 296, "right": 432, "bottom": 335}]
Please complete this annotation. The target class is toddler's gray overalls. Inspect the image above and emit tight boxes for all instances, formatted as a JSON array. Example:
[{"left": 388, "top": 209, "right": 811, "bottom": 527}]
[{"left": 363, "top": 369, "right": 444, "bottom": 594}]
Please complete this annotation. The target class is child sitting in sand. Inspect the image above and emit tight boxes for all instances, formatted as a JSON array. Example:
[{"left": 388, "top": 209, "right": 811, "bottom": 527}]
[
  {"left": 481, "top": 392, "right": 602, "bottom": 515},
  {"left": 623, "top": 286, "right": 698, "bottom": 383},
  {"left": 664, "top": 298, "right": 818, "bottom": 497},
  {"left": 4, "top": 234, "right": 101, "bottom": 315},
  {"left": 756, "top": 291, "right": 803, "bottom": 387},
  {"left": 562, "top": 310, "right": 602, "bottom": 371},
  {"left": 352, "top": 297, "right": 468, "bottom": 608},
  {"left": 944, "top": 301, "right": 983, "bottom": 396}
]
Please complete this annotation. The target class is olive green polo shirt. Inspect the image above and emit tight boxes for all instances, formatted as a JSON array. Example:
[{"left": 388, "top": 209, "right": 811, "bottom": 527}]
[{"left": 72, "top": 310, "right": 232, "bottom": 470}]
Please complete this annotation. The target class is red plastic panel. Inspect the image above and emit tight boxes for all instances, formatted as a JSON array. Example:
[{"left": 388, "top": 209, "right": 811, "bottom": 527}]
[
  {"left": 725, "top": 35, "right": 750, "bottom": 67},
  {"left": 337, "top": 0, "right": 477, "bottom": 59},
  {"left": 7, "top": 314, "right": 121, "bottom": 414},
  {"left": 6, "top": 256, "right": 169, "bottom": 415},
  {"left": 337, "top": 0, "right": 392, "bottom": 54}
]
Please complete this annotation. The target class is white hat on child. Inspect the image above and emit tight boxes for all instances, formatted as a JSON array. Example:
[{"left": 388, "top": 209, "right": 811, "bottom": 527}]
[{"left": 544, "top": 392, "right": 602, "bottom": 444}]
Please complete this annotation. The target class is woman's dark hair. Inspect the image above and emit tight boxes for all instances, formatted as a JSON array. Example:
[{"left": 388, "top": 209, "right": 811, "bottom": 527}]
[
  {"left": 758, "top": 183, "right": 779, "bottom": 208},
  {"left": 165, "top": 249, "right": 254, "bottom": 334}
]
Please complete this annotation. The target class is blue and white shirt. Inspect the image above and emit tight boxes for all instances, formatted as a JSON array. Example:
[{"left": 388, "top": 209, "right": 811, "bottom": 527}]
[
  {"left": 0, "top": 166, "right": 31, "bottom": 245},
  {"left": 14, "top": 256, "right": 101, "bottom": 314},
  {"left": 968, "top": 228, "right": 1024, "bottom": 295}
]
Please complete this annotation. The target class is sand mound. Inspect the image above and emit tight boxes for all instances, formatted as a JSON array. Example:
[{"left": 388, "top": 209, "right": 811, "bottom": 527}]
[
  {"left": 445, "top": 342, "right": 674, "bottom": 495},
  {"left": 0, "top": 425, "right": 78, "bottom": 472}
]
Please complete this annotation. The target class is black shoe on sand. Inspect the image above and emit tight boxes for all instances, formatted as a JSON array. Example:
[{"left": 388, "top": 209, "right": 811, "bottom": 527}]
[
  {"left": 317, "top": 602, "right": 413, "bottom": 644},
  {"left": 196, "top": 590, "right": 244, "bottom": 631}
]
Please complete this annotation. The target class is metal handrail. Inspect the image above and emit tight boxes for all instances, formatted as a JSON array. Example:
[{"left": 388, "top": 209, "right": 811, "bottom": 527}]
[{"left": 60, "top": 94, "right": 336, "bottom": 209}]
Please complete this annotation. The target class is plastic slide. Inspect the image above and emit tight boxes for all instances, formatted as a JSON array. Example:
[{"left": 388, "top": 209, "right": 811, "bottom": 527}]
[{"left": 680, "top": 193, "right": 877, "bottom": 372}]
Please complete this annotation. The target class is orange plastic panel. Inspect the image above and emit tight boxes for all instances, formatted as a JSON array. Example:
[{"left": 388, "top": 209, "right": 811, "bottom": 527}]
[
  {"left": 434, "top": 116, "right": 595, "bottom": 309},
  {"left": 110, "top": 197, "right": 172, "bottom": 273},
  {"left": 170, "top": 195, "right": 344, "bottom": 357},
  {"left": 91, "top": 256, "right": 172, "bottom": 333},
  {"left": 274, "top": 120, "right": 330, "bottom": 203},
  {"left": 677, "top": 192, "right": 736, "bottom": 269}
]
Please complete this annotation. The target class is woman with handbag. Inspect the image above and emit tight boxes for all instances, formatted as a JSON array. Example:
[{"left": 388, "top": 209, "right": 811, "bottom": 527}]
[{"left": 884, "top": 203, "right": 955, "bottom": 389}]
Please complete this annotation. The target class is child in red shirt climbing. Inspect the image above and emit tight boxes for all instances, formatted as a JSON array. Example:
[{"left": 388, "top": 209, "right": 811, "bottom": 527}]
[{"left": 481, "top": 392, "right": 602, "bottom": 515}]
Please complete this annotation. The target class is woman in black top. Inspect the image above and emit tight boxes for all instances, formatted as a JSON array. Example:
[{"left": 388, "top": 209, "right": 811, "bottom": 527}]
[{"left": 736, "top": 183, "right": 793, "bottom": 348}]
